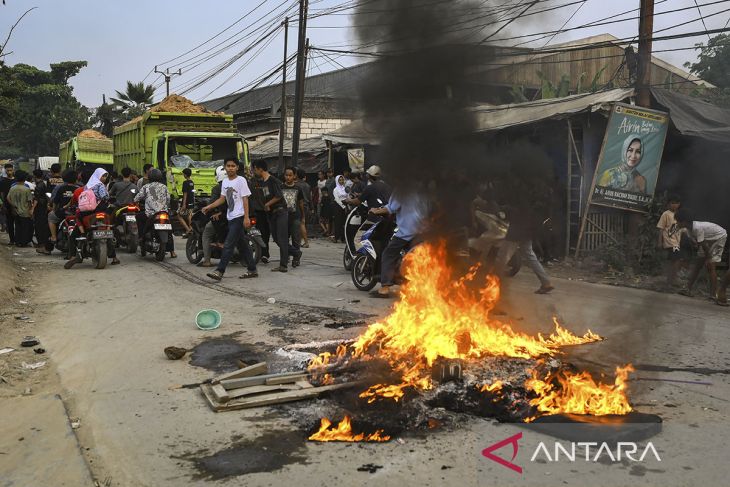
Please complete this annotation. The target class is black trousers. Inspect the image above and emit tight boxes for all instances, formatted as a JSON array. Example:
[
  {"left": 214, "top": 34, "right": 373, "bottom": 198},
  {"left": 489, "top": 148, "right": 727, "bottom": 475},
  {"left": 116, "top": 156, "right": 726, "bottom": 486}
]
[
  {"left": 34, "top": 208, "right": 50, "bottom": 245},
  {"left": 14, "top": 216, "right": 33, "bottom": 246},
  {"left": 254, "top": 210, "right": 270, "bottom": 258},
  {"left": 5, "top": 209, "right": 15, "bottom": 243},
  {"left": 136, "top": 213, "right": 173, "bottom": 252},
  {"left": 381, "top": 237, "right": 410, "bottom": 286},
  {"left": 268, "top": 209, "right": 298, "bottom": 267}
]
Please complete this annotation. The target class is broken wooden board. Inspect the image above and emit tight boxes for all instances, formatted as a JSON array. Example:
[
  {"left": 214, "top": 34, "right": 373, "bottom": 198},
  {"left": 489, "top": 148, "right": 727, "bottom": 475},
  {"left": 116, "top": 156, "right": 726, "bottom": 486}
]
[
  {"left": 211, "top": 362, "right": 268, "bottom": 385},
  {"left": 220, "top": 371, "right": 309, "bottom": 390},
  {"left": 211, "top": 384, "right": 230, "bottom": 403},
  {"left": 200, "top": 382, "right": 362, "bottom": 412}
]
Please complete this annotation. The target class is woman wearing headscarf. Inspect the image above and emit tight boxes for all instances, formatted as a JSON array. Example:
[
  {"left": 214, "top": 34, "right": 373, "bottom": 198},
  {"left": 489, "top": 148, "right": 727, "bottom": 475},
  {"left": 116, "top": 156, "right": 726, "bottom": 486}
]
[
  {"left": 598, "top": 135, "right": 647, "bottom": 194},
  {"left": 330, "top": 175, "right": 348, "bottom": 242}
]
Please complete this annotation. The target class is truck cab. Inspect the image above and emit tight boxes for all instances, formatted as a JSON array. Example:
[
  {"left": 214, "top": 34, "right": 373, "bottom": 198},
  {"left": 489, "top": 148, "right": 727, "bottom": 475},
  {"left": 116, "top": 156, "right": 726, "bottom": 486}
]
[{"left": 152, "top": 132, "right": 249, "bottom": 199}]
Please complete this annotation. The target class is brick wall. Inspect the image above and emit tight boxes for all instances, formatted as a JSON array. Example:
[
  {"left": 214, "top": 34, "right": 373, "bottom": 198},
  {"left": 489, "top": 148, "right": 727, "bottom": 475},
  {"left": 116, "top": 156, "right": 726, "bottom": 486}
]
[{"left": 284, "top": 116, "right": 352, "bottom": 139}]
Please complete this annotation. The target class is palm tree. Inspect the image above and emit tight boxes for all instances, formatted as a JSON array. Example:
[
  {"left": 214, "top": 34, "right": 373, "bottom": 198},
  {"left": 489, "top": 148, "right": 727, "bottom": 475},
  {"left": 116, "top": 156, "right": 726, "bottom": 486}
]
[{"left": 110, "top": 81, "right": 156, "bottom": 110}]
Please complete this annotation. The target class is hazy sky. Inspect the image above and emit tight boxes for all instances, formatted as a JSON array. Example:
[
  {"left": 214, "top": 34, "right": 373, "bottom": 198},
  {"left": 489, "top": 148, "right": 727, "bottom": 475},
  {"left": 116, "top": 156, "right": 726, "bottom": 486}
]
[{"left": 2, "top": 0, "right": 728, "bottom": 107}]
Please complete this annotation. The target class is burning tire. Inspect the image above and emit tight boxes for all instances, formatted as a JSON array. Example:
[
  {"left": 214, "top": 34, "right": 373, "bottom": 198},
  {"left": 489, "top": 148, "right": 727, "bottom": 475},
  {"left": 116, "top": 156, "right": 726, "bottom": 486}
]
[{"left": 352, "top": 254, "right": 378, "bottom": 291}]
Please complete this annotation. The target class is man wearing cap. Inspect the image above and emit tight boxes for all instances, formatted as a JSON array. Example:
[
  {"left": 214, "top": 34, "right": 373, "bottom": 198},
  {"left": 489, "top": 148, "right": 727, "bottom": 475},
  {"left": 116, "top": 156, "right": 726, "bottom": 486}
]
[{"left": 344, "top": 165, "right": 391, "bottom": 216}]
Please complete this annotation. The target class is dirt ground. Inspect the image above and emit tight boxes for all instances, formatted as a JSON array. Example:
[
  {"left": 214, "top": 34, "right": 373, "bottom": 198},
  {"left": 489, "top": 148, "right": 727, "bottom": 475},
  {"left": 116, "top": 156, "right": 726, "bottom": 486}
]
[{"left": 2, "top": 235, "right": 730, "bottom": 487}]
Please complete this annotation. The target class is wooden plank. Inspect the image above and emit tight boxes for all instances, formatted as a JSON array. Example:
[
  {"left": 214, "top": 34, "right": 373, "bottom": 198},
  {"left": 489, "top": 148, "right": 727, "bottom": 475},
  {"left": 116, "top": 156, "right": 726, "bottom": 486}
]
[
  {"left": 211, "top": 383, "right": 230, "bottom": 403},
  {"left": 265, "top": 373, "right": 309, "bottom": 385},
  {"left": 203, "top": 382, "right": 362, "bottom": 412},
  {"left": 220, "top": 371, "right": 309, "bottom": 390},
  {"left": 211, "top": 362, "right": 268, "bottom": 385},
  {"left": 227, "top": 384, "right": 302, "bottom": 400}
]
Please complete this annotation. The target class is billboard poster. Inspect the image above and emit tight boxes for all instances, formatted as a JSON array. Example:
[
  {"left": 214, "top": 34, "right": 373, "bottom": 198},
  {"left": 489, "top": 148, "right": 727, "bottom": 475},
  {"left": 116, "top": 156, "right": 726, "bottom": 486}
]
[{"left": 590, "top": 103, "right": 669, "bottom": 212}]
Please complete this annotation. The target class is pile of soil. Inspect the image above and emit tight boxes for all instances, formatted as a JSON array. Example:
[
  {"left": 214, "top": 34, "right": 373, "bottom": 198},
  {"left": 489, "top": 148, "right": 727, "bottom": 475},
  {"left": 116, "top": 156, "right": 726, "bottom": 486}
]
[
  {"left": 77, "top": 129, "right": 107, "bottom": 140},
  {"left": 151, "top": 94, "right": 208, "bottom": 114}
]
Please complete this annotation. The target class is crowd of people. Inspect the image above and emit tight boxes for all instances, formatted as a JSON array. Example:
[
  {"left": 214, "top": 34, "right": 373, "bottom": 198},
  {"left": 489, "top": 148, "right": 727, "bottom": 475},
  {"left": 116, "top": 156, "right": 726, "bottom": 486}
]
[{"left": 3, "top": 159, "right": 728, "bottom": 304}]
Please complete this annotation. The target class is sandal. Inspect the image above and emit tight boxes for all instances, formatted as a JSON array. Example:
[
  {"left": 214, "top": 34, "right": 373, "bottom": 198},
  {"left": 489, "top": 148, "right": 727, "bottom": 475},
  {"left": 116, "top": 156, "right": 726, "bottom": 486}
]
[
  {"left": 170, "top": 252, "right": 177, "bottom": 258},
  {"left": 271, "top": 266, "right": 288, "bottom": 273},
  {"left": 239, "top": 271, "right": 259, "bottom": 279},
  {"left": 535, "top": 285, "right": 554, "bottom": 294},
  {"left": 197, "top": 261, "right": 214, "bottom": 267},
  {"left": 369, "top": 290, "right": 393, "bottom": 298},
  {"left": 111, "top": 258, "right": 120, "bottom": 265}
]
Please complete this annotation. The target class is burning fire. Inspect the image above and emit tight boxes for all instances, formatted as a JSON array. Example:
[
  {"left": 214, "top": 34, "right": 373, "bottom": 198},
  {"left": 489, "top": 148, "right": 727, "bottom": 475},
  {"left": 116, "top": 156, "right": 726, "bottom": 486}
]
[
  {"left": 310, "top": 243, "right": 604, "bottom": 405},
  {"left": 308, "top": 415, "right": 391, "bottom": 442},
  {"left": 525, "top": 365, "right": 634, "bottom": 418},
  {"left": 479, "top": 381, "right": 504, "bottom": 393}
]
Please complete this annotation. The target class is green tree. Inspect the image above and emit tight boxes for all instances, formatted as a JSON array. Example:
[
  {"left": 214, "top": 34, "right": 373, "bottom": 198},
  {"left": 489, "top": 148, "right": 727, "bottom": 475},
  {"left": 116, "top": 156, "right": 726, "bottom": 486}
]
[
  {"left": 91, "top": 96, "right": 125, "bottom": 137},
  {"left": 0, "top": 61, "right": 90, "bottom": 157},
  {"left": 685, "top": 34, "right": 730, "bottom": 107},
  {"left": 111, "top": 81, "right": 155, "bottom": 109}
]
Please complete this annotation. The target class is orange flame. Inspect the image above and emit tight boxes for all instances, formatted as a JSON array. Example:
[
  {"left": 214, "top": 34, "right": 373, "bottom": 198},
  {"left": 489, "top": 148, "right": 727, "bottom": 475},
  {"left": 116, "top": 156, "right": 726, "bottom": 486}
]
[
  {"left": 525, "top": 365, "right": 634, "bottom": 419},
  {"left": 310, "top": 243, "right": 602, "bottom": 404},
  {"left": 308, "top": 416, "right": 391, "bottom": 442},
  {"left": 479, "top": 381, "right": 504, "bottom": 393}
]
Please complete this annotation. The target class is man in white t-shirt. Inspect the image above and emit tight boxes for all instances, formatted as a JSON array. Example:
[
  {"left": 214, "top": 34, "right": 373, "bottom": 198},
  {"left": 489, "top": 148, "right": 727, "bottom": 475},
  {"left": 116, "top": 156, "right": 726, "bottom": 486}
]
[
  {"left": 202, "top": 157, "right": 258, "bottom": 281},
  {"left": 675, "top": 209, "right": 727, "bottom": 299}
]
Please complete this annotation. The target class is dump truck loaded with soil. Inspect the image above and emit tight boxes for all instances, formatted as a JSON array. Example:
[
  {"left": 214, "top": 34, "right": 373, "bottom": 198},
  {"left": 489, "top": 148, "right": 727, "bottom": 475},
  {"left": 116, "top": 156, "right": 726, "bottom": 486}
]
[
  {"left": 113, "top": 95, "right": 249, "bottom": 199},
  {"left": 59, "top": 129, "right": 114, "bottom": 171}
]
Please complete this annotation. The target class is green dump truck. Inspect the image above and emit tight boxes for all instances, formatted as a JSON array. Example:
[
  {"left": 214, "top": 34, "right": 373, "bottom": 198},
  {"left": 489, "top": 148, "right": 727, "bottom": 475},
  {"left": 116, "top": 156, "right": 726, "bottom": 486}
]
[
  {"left": 113, "top": 111, "right": 248, "bottom": 199},
  {"left": 59, "top": 136, "right": 114, "bottom": 170}
]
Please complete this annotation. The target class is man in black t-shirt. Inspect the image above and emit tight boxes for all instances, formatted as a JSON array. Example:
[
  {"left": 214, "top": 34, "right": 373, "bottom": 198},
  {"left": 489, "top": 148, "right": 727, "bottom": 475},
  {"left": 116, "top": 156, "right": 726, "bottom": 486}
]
[
  {"left": 48, "top": 170, "right": 79, "bottom": 245},
  {"left": 283, "top": 167, "right": 305, "bottom": 267},
  {"left": 0, "top": 163, "right": 16, "bottom": 242},
  {"left": 343, "top": 165, "right": 391, "bottom": 218},
  {"left": 253, "top": 160, "right": 299, "bottom": 272}
]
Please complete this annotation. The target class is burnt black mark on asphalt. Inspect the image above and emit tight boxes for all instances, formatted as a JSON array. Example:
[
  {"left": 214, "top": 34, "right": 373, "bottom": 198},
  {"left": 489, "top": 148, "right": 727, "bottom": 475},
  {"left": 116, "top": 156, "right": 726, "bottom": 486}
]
[
  {"left": 189, "top": 336, "right": 268, "bottom": 374},
  {"left": 177, "top": 430, "right": 308, "bottom": 480},
  {"left": 634, "top": 364, "right": 730, "bottom": 376}
]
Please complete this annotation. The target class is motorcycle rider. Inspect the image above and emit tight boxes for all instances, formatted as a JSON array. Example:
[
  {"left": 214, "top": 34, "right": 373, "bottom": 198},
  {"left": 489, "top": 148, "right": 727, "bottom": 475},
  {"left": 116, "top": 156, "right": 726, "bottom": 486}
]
[
  {"left": 343, "top": 165, "right": 391, "bottom": 216},
  {"left": 368, "top": 190, "right": 428, "bottom": 298},
  {"left": 197, "top": 166, "right": 227, "bottom": 268},
  {"left": 202, "top": 157, "right": 258, "bottom": 280},
  {"left": 47, "top": 169, "right": 78, "bottom": 249},
  {"left": 65, "top": 168, "right": 120, "bottom": 268},
  {"left": 134, "top": 168, "right": 176, "bottom": 258}
]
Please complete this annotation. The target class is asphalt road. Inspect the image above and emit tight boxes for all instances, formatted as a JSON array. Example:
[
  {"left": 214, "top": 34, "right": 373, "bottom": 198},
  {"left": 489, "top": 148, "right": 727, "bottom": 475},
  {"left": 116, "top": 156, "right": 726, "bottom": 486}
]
[{"left": 1, "top": 237, "right": 729, "bottom": 487}]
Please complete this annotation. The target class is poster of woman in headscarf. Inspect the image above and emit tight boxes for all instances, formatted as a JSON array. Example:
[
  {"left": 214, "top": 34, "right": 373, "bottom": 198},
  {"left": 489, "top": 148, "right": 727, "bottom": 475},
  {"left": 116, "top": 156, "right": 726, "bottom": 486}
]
[{"left": 590, "top": 103, "right": 669, "bottom": 212}]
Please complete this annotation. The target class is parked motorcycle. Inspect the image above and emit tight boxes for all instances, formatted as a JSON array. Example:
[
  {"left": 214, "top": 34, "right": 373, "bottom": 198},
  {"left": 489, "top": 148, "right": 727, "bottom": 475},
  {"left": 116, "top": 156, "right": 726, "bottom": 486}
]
[
  {"left": 113, "top": 204, "right": 140, "bottom": 253},
  {"left": 140, "top": 210, "right": 172, "bottom": 262},
  {"left": 70, "top": 211, "right": 115, "bottom": 269},
  {"left": 185, "top": 210, "right": 264, "bottom": 265}
]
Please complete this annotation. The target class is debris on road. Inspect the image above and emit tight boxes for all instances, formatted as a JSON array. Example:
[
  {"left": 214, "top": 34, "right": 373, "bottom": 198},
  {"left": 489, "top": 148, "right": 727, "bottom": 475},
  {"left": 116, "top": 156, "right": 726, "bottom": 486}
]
[
  {"left": 164, "top": 346, "right": 188, "bottom": 360},
  {"left": 0, "top": 347, "right": 14, "bottom": 355},
  {"left": 200, "top": 362, "right": 361, "bottom": 412},
  {"left": 266, "top": 298, "right": 276, "bottom": 304},
  {"left": 33, "top": 348, "right": 45, "bottom": 354},
  {"left": 70, "top": 418, "right": 81, "bottom": 429},
  {"left": 16, "top": 316, "right": 31, "bottom": 321},
  {"left": 21, "top": 361, "right": 46, "bottom": 370},
  {"left": 20, "top": 336, "right": 39, "bottom": 347}
]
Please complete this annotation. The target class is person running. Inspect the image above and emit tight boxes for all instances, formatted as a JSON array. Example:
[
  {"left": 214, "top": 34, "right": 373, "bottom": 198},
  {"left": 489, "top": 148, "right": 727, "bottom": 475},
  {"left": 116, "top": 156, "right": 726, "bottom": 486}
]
[
  {"left": 177, "top": 168, "right": 194, "bottom": 237},
  {"left": 253, "top": 160, "right": 297, "bottom": 273},
  {"left": 676, "top": 209, "right": 727, "bottom": 299},
  {"left": 283, "top": 167, "right": 305, "bottom": 267},
  {"left": 495, "top": 200, "right": 554, "bottom": 294},
  {"left": 202, "top": 158, "right": 257, "bottom": 280}
]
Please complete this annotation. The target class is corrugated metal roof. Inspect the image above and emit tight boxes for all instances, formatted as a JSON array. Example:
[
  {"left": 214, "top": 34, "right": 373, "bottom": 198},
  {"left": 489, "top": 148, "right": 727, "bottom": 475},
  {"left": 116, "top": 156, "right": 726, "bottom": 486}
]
[
  {"left": 201, "top": 63, "right": 373, "bottom": 115},
  {"left": 323, "top": 88, "right": 634, "bottom": 144},
  {"left": 249, "top": 137, "right": 328, "bottom": 159}
]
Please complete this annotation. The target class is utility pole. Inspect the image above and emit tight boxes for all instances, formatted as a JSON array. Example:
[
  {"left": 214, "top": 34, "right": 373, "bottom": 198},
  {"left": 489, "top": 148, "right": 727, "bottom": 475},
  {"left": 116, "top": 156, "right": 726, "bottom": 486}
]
[
  {"left": 154, "top": 66, "right": 183, "bottom": 98},
  {"left": 291, "top": 0, "right": 309, "bottom": 167},
  {"left": 636, "top": 0, "right": 654, "bottom": 107},
  {"left": 278, "top": 17, "right": 289, "bottom": 169}
]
